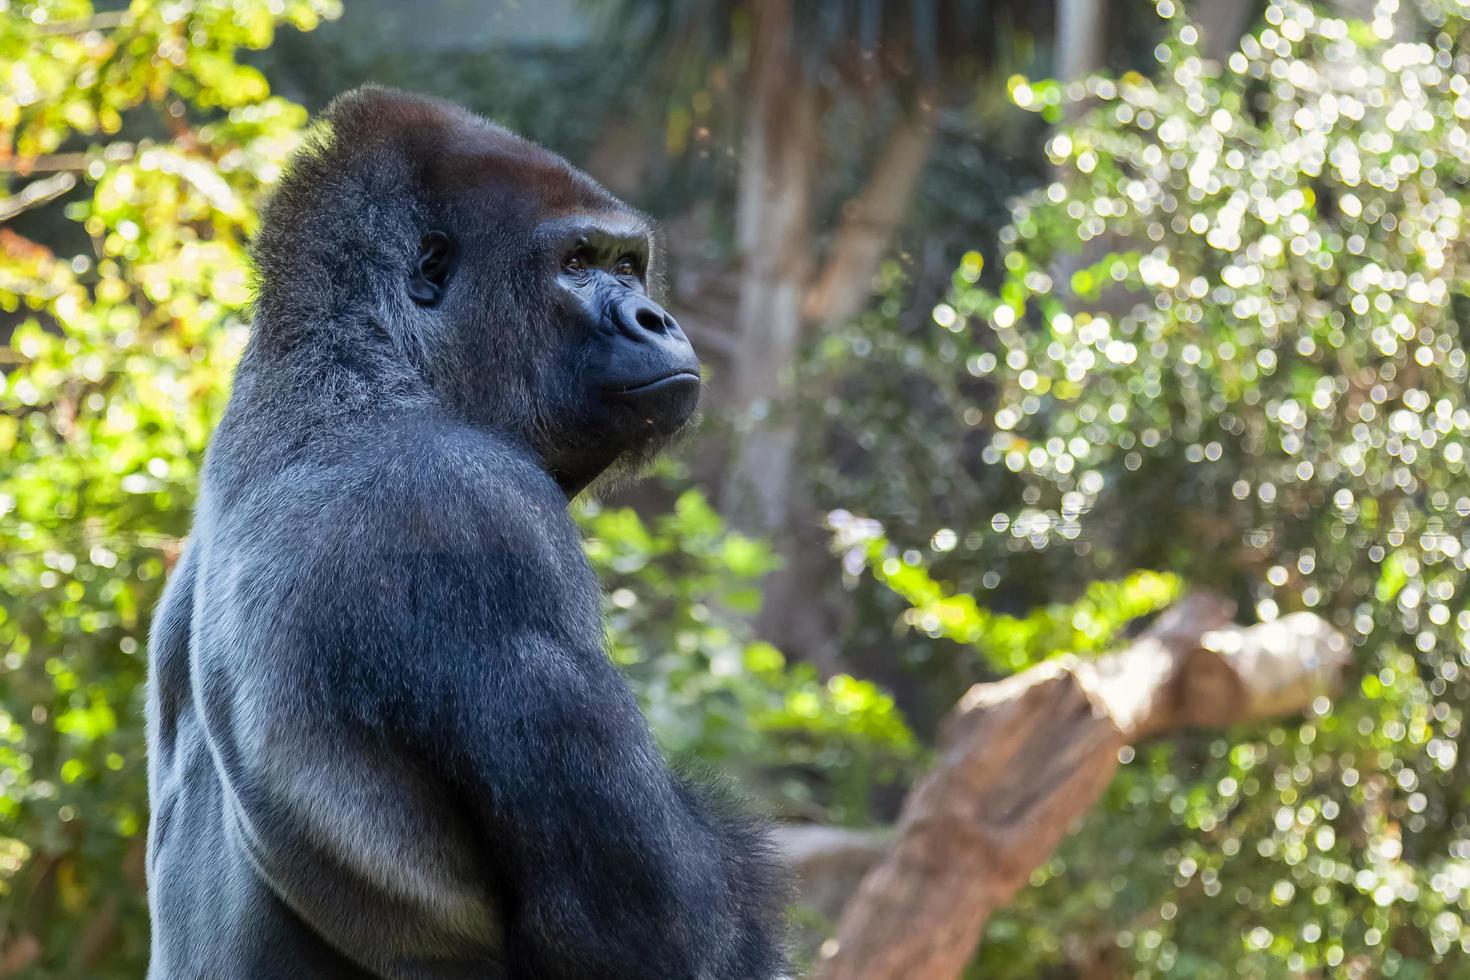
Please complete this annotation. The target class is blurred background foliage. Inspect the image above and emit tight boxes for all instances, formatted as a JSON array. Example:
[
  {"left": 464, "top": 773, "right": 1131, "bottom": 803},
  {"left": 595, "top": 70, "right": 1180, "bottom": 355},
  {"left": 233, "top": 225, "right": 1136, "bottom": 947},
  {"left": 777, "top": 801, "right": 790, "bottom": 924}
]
[
  {"left": 5, "top": 0, "right": 1470, "bottom": 977},
  {"left": 831, "top": 3, "right": 1470, "bottom": 973}
]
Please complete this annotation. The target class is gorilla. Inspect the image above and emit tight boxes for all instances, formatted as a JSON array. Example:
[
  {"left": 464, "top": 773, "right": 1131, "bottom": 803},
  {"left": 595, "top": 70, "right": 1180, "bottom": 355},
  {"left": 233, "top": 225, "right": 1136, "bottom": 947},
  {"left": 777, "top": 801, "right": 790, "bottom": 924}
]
[{"left": 145, "top": 86, "right": 788, "bottom": 979}]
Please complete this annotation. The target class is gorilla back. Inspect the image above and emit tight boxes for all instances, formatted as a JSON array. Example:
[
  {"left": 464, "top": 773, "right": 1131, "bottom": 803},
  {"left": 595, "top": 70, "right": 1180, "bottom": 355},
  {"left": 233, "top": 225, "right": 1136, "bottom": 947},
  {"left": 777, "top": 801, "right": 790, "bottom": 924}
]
[{"left": 146, "top": 86, "right": 787, "bottom": 979}]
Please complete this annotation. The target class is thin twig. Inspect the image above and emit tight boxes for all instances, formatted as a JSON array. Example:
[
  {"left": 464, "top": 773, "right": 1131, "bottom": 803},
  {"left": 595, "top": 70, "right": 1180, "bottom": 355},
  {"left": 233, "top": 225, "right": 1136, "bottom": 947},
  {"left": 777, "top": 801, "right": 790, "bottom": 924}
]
[
  {"left": 0, "top": 173, "right": 77, "bottom": 222},
  {"left": 30, "top": 11, "right": 128, "bottom": 35},
  {"left": 0, "top": 143, "right": 136, "bottom": 175}
]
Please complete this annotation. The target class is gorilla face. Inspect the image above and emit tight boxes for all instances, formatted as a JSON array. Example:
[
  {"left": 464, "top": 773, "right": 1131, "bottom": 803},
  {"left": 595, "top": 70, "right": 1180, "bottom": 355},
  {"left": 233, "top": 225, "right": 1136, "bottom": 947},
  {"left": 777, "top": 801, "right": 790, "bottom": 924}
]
[
  {"left": 406, "top": 207, "right": 701, "bottom": 497},
  {"left": 546, "top": 217, "right": 701, "bottom": 434}
]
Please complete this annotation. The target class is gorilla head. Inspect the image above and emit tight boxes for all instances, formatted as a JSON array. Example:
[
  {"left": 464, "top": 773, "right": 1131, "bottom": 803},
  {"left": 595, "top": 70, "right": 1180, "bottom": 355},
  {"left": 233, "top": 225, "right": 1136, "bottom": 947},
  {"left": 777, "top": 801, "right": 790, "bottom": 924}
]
[{"left": 250, "top": 85, "right": 700, "bottom": 496}]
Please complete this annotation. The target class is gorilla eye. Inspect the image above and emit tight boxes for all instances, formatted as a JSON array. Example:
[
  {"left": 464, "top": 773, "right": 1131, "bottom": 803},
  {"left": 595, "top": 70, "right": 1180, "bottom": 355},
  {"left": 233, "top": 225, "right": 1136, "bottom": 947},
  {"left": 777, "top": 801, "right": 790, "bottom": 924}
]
[
  {"left": 613, "top": 256, "right": 639, "bottom": 277},
  {"left": 563, "top": 252, "right": 587, "bottom": 274}
]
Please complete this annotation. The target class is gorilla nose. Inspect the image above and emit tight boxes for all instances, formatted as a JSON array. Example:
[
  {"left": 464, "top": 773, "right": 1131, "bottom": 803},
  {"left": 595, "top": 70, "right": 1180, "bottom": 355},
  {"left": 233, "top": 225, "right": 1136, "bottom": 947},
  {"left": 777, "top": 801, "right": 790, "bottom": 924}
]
[
  {"left": 613, "top": 295, "right": 680, "bottom": 340},
  {"left": 599, "top": 289, "right": 700, "bottom": 406}
]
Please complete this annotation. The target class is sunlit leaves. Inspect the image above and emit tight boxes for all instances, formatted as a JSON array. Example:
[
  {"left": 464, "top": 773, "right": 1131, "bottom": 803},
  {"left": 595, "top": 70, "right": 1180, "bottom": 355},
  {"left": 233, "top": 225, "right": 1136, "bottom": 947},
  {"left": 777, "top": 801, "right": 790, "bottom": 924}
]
[
  {"left": 955, "top": 0, "right": 1470, "bottom": 974},
  {"left": 0, "top": 2, "right": 336, "bottom": 974},
  {"left": 581, "top": 492, "right": 917, "bottom": 822},
  {"left": 831, "top": 509, "right": 1181, "bottom": 672}
]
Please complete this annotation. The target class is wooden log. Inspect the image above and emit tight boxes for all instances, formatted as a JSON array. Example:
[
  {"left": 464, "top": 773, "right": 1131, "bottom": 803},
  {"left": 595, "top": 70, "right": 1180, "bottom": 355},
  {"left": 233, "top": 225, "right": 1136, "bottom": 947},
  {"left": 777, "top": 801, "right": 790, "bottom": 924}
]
[{"left": 812, "top": 594, "right": 1350, "bottom": 980}]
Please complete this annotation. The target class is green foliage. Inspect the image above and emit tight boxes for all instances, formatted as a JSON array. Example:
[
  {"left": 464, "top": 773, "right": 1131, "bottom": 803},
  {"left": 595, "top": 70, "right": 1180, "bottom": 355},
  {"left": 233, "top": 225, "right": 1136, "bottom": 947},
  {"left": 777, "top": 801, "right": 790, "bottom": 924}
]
[
  {"left": 581, "top": 491, "right": 917, "bottom": 824},
  {"left": 831, "top": 509, "right": 1182, "bottom": 673},
  {"left": 20, "top": 0, "right": 1470, "bottom": 976},
  {"left": 830, "top": 511, "right": 1192, "bottom": 973},
  {"left": 872, "top": 1, "right": 1470, "bottom": 974},
  {"left": 0, "top": 2, "right": 337, "bottom": 974}
]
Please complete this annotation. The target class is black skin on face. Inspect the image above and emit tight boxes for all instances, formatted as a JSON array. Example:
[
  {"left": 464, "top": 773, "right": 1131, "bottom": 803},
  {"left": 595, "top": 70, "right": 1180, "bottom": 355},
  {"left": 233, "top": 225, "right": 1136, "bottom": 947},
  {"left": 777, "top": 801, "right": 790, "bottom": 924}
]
[
  {"left": 144, "top": 85, "right": 788, "bottom": 980},
  {"left": 526, "top": 216, "right": 701, "bottom": 495}
]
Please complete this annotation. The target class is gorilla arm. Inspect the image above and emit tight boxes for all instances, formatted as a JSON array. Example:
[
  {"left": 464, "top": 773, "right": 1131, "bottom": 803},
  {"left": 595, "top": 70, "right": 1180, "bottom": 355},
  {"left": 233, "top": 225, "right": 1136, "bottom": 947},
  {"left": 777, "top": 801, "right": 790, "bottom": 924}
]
[
  {"left": 373, "top": 508, "right": 788, "bottom": 980},
  {"left": 440, "top": 629, "right": 783, "bottom": 980}
]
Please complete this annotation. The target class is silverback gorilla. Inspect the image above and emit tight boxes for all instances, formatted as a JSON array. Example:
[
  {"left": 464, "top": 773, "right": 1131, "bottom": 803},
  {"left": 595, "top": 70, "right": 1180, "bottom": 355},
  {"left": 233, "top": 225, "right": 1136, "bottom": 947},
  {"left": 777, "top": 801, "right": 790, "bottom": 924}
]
[{"left": 145, "top": 86, "right": 788, "bottom": 979}]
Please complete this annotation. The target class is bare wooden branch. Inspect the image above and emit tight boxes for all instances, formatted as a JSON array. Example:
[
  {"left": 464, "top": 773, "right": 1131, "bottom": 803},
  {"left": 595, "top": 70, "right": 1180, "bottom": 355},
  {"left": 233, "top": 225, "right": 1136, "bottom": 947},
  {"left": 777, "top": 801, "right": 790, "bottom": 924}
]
[
  {"left": 0, "top": 173, "right": 77, "bottom": 222},
  {"left": 774, "top": 824, "right": 891, "bottom": 926},
  {"left": 802, "top": 100, "right": 937, "bottom": 327},
  {"left": 812, "top": 594, "right": 1351, "bottom": 980},
  {"left": 31, "top": 10, "right": 128, "bottom": 35},
  {"left": 0, "top": 143, "right": 135, "bottom": 175}
]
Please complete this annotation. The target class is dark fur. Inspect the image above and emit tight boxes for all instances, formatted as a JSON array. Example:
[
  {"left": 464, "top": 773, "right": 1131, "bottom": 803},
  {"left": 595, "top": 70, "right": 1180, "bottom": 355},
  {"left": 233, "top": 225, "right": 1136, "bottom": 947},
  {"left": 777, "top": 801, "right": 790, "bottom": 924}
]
[{"left": 146, "top": 86, "right": 788, "bottom": 979}]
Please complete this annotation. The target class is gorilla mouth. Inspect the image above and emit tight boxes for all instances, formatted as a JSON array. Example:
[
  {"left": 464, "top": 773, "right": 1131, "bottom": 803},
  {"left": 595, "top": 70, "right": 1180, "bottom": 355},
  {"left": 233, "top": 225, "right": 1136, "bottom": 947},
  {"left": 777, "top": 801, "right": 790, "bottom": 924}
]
[{"left": 614, "top": 371, "right": 701, "bottom": 395}]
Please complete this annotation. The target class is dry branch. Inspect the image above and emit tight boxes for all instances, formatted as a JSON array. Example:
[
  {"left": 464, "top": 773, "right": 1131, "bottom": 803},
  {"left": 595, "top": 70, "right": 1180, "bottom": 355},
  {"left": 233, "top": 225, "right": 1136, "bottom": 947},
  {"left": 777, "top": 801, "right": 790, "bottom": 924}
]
[
  {"left": 0, "top": 173, "right": 77, "bottom": 222},
  {"left": 811, "top": 593, "right": 1351, "bottom": 980},
  {"left": 0, "top": 143, "right": 135, "bottom": 175},
  {"left": 802, "top": 99, "right": 937, "bottom": 327}
]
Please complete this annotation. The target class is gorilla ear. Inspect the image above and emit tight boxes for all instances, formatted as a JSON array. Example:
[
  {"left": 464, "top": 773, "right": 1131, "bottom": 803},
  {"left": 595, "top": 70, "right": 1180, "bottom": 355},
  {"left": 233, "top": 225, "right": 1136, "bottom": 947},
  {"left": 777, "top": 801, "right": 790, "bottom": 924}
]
[{"left": 408, "top": 231, "right": 455, "bottom": 306}]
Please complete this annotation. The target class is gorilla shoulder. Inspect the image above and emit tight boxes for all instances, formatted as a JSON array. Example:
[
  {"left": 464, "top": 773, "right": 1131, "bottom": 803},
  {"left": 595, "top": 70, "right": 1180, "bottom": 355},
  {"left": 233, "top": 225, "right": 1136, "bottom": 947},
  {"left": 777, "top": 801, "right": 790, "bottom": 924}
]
[{"left": 316, "top": 419, "right": 585, "bottom": 576}]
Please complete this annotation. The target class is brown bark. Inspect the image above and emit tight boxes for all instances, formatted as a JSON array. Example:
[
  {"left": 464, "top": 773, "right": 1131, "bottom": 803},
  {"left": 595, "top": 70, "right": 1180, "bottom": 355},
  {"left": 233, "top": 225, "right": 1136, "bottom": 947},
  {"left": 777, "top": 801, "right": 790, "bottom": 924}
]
[
  {"left": 1056, "top": 0, "right": 1110, "bottom": 84},
  {"left": 1194, "top": 0, "right": 1258, "bottom": 64},
  {"left": 723, "top": 0, "right": 817, "bottom": 535},
  {"left": 0, "top": 173, "right": 77, "bottom": 222},
  {"left": 802, "top": 99, "right": 938, "bottom": 326},
  {"left": 811, "top": 594, "right": 1351, "bottom": 980}
]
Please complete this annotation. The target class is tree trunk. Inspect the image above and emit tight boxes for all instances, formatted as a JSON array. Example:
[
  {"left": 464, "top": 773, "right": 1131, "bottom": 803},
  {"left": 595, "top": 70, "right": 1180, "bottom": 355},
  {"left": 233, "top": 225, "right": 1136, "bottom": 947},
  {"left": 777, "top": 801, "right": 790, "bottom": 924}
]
[
  {"left": 746, "top": 98, "right": 941, "bottom": 672},
  {"left": 803, "top": 100, "right": 938, "bottom": 326},
  {"left": 722, "top": 8, "right": 942, "bottom": 666},
  {"left": 1194, "top": 0, "right": 1258, "bottom": 64},
  {"left": 811, "top": 594, "right": 1351, "bottom": 980},
  {"left": 1056, "top": 0, "right": 1109, "bottom": 83},
  {"left": 724, "top": 0, "right": 816, "bottom": 532},
  {"left": 1050, "top": 0, "right": 1109, "bottom": 302}
]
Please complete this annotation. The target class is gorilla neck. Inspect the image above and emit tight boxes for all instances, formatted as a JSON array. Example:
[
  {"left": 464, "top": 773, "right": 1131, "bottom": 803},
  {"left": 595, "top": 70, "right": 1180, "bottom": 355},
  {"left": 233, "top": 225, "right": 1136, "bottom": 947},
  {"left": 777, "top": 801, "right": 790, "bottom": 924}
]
[
  {"left": 547, "top": 431, "right": 678, "bottom": 501},
  {"left": 552, "top": 470, "right": 593, "bottom": 500},
  {"left": 547, "top": 449, "right": 621, "bottom": 500}
]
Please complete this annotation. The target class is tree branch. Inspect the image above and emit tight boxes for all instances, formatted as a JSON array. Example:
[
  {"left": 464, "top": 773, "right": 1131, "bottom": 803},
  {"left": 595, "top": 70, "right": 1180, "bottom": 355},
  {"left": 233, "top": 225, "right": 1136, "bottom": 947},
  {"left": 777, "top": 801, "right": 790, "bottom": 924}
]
[
  {"left": 802, "top": 98, "right": 937, "bottom": 327},
  {"left": 30, "top": 11, "right": 128, "bottom": 35},
  {"left": 1194, "top": 0, "right": 1258, "bottom": 64},
  {"left": 0, "top": 143, "right": 135, "bottom": 175},
  {"left": 1056, "top": 0, "right": 1111, "bottom": 84},
  {"left": 811, "top": 593, "right": 1351, "bottom": 980},
  {"left": 0, "top": 173, "right": 77, "bottom": 222}
]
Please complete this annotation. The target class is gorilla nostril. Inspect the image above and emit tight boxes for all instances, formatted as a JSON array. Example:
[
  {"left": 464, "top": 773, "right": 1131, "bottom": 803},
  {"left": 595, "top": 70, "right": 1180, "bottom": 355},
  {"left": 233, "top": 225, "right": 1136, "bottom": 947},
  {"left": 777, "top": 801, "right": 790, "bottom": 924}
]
[{"left": 634, "top": 306, "right": 667, "bottom": 334}]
